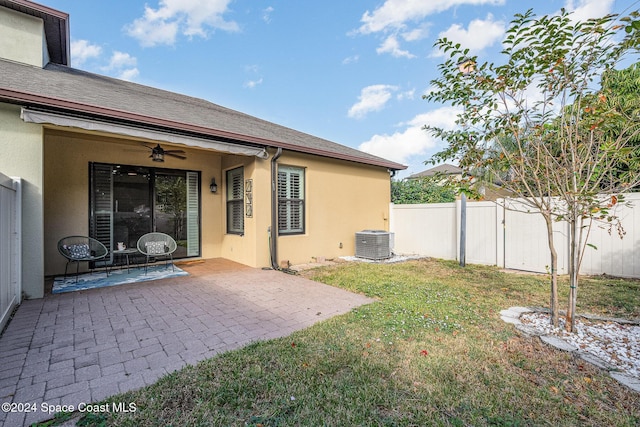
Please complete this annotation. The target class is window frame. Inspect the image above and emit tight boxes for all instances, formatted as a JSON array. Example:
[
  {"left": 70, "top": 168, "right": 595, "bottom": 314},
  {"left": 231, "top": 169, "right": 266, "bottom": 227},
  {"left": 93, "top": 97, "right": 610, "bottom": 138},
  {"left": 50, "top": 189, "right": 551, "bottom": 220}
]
[
  {"left": 226, "top": 166, "right": 245, "bottom": 235},
  {"left": 277, "top": 165, "right": 305, "bottom": 236}
]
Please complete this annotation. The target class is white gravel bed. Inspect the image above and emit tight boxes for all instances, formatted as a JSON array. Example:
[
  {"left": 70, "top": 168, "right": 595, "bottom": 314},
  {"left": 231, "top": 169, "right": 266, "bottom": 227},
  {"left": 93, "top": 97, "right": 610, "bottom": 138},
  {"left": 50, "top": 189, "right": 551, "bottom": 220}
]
[{"left": 520, "top": 312, "right": 640, "bottom": 379}]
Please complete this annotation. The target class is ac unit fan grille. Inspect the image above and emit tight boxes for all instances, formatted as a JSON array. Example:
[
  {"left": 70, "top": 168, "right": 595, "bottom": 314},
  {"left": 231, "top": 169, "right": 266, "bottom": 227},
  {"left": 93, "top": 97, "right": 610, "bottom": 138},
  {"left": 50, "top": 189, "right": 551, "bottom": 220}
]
[{"left": 355, "top": 230, "right": 391, "bottom": 260}]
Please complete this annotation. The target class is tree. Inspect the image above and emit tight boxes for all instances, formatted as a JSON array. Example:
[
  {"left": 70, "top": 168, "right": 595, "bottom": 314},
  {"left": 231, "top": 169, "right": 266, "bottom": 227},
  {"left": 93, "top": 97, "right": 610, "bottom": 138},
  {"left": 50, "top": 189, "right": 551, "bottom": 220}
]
[
  {"left": 599, "top": 63, "right": 640, "bottom": 144},
  {"left": 592, "top": 63, "right": 640, "bottom": 189},
  {"left": 424, "top": 9, "right": 640, "bottom": 331},
  {"left": 391, "top": 177, "right": 457, "bottom": 204}
]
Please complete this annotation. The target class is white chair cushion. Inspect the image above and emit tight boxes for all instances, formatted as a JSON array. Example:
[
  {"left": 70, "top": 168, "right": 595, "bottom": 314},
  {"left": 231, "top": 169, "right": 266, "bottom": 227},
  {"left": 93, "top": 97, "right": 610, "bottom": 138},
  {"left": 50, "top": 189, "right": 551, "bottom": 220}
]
[{"left": 66, "top": 243, "right": 91, "bottom": 259}]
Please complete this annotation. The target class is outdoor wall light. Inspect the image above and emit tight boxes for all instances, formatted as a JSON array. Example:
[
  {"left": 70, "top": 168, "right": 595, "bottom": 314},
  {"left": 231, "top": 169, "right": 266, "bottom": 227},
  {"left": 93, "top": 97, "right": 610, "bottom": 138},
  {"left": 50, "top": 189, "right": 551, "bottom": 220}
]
[{"left": 210, "top": 178, "right": 218, "bottom": 193}]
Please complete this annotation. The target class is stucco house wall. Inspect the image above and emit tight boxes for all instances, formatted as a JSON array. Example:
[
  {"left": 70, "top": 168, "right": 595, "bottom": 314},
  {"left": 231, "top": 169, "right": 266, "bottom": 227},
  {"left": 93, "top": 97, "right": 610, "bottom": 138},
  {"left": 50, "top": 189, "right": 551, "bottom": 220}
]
[
  {"left": 219, "top": 154, "right": 266, "bottom": 268},
  {"left": 275, "top": 151, "right": 392, "bottom": 266},
  {"left": 0, "top": 6, "right": 44, "bottom": 67},
  {"left": 0, "top": 103, "right": 45, "bottom": 299}
]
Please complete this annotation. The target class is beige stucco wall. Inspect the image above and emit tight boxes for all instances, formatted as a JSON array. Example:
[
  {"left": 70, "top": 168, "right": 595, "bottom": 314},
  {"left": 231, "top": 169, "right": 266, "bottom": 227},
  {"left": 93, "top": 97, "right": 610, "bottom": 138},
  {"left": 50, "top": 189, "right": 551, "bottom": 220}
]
[
  {"left": 273, "top": 151, "right": 392, "bottom": 266},
  {"left": 0, "top": 7, "right": 45, "bottom": 67},
  {"left": 0, "top": 103, "right": 45, "bottom": 299},
  {"left": 219, "top": 154, "right": 272, "bottom": 267},
  {"left": 43, "top": 129, "right": 226, "bottom": 276}
]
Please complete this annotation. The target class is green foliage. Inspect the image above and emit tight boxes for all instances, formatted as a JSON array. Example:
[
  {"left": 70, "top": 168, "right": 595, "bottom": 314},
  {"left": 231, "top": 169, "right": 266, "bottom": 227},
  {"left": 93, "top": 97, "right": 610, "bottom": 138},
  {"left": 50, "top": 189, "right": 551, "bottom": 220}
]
[
  {"left": 155, "top": 175, "right": 186, "bottom": 239},
  {"left": 391, "top": 177, "right": 456, "bottom": 204},
  {"left": 592, "top": 63, "right": 640, "bottom": 187}
]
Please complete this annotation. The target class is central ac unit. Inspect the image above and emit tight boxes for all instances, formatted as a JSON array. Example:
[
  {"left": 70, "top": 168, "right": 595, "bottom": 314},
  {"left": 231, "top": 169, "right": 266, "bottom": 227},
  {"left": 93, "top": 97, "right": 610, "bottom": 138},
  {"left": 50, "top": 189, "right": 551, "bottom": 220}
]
[{"left": 355, "top": 230, "right": 392, "bottom": 260}]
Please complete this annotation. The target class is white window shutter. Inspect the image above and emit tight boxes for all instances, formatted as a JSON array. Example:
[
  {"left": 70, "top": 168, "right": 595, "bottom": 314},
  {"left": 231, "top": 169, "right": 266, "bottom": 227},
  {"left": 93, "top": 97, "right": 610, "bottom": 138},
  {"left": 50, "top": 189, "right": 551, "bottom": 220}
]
[{"left": 186, "top": 171, "right": 199, "bottom": 256}]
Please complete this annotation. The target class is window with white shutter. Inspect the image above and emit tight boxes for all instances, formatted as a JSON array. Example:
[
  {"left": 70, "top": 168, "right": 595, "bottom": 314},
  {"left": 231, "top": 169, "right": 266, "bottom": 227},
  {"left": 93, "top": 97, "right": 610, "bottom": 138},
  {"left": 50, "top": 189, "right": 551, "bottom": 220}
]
[
  {"left": 277, "top": 165, "right": 305, "bottom": 235},
  {"left": 226, "top": 167, "right": 244, "bottom": 235}
]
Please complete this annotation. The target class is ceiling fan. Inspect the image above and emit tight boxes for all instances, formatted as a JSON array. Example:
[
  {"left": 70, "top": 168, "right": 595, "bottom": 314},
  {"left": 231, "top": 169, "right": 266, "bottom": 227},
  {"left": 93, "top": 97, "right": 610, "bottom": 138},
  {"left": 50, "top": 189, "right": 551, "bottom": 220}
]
[{"left": 142, "top": 143, "right": 186, "bottom": 162}]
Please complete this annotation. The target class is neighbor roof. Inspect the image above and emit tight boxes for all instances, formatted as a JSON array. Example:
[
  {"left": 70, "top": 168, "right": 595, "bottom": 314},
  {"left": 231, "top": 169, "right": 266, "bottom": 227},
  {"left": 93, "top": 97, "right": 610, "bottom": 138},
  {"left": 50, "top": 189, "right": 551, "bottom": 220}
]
[{"left": 407, "top": 164, "right": 462, "bottom": 179}]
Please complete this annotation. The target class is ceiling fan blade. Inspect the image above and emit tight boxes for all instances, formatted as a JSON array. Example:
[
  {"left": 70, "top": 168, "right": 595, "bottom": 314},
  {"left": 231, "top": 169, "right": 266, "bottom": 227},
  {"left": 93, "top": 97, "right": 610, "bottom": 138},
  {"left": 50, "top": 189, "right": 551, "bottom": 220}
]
[
  {"left": 166, "top": 152, "right": 187, "bottom": 159},
  {"left": 165, "top": 149, "right": 186, "bottom": 154}
]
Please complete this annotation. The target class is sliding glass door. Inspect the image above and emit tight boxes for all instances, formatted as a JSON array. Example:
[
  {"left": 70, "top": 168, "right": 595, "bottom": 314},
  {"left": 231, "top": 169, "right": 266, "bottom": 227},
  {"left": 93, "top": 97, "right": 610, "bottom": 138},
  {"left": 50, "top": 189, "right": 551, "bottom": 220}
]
[
  {"left": 113, "top": 165, "right": 152, "bottom": 253},
  {"left": 90, "top": 163, "right": 200, "bottom": 261}
]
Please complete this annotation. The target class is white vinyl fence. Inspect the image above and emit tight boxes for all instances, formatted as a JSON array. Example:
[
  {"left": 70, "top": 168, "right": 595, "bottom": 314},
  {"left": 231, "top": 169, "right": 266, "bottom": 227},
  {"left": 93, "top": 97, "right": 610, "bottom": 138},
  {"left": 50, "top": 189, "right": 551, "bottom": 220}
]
[
  {"left": 0, "top": 173, "right": 21, "bottom": 332},
  {"left": 390, "top": 193, "right": 640, "bottom": 279}
]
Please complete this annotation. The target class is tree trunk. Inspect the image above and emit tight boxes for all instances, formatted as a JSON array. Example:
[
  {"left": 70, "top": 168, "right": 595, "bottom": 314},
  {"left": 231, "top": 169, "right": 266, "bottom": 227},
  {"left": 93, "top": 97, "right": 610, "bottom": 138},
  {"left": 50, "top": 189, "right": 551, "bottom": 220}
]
[
  {"left": 566, "top": 217, "right": 579, "bottom": 332},
  {"left": 543, "top": 214, "right": 559, "bottom": 327}
]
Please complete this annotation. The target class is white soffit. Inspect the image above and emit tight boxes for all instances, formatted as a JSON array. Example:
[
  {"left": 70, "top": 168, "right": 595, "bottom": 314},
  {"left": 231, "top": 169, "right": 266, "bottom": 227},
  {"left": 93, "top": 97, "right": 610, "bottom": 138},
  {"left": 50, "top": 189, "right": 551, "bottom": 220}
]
[{"left": 21, "top": 108, "right": 268, "bottom": 158}]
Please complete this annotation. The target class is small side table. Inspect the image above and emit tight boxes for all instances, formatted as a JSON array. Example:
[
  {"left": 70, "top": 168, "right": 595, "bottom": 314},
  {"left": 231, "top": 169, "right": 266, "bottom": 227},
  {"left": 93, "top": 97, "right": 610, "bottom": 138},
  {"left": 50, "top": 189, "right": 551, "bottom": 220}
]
[{"left": 112, "top": 248, "right": 138, "bottom": 273}]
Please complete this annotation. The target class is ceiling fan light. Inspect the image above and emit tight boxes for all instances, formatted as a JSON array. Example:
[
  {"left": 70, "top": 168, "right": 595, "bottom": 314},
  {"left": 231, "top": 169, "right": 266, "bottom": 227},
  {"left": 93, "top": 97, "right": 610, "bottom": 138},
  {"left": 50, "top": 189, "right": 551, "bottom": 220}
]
[{"left": 152, "top": 151, "right": 164, "bottom": 162}]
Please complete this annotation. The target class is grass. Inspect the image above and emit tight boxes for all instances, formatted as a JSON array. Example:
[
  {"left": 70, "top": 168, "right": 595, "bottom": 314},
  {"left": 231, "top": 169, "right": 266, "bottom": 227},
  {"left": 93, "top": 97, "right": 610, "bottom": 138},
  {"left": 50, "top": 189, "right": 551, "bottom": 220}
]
[{"left": 45, "top": 259, "right": 639, "bottom": 426}]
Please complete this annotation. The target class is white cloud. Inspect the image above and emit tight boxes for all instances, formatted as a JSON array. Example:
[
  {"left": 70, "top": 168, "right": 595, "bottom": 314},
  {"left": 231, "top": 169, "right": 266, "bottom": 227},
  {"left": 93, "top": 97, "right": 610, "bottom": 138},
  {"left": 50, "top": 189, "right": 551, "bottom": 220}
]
[
  {"left": 125, "top": 0, "right": 239, "bottom": 47},
  {"left": 376, "top": 35, "right": 416, "bottom": 58},
  {"left": 70, "top": 40, "right": 139, "bottom": 81},
  {"left": 126, "top": 10, "right": 179, "bottom": 47},
  {"left": 107, "top": 51, "right": 137, "bottom": 69},
  {"left": 355, "top": 1, "right": 501, "bottom": 58},
  {"left": 118, "top": 68, "right": 140, "bottom": 81},
  {"left": 401, "top": 24, "right": 430, "bottom": 42},
  {"left": 348, "top": 84, "right": 399, "bottom": 119},
  {"left": 564, "top": 0, "right": 615, "bottom": 22},
  {"left": 358, "top": 107, "right": 461, "bottom": 165},
  {"left": 263, "top": 6, "right": 274, "bottom": 23},
  {"left": 433, "top": 14, "right": 505, "bottom": 56},
  {"left": 70, "top": 40, "right": 102, "bottom": 67},
  {"left": 342, "top": 55, "right": 360, "bottom": 65},
  {"left": 243, "top": 65, "right": 263, "bottom": 88},
  {"left": 244, "top": 78, "right": 263, "bottom": 89},
  {"left": 397, "top": 89, "right": 415, "bottom": 101},
  {"left": 356, "top": 0, "right": 505, "bottom": 35},
  {"left": 101, "top": 51, "right": 139, "bottom": 82}
]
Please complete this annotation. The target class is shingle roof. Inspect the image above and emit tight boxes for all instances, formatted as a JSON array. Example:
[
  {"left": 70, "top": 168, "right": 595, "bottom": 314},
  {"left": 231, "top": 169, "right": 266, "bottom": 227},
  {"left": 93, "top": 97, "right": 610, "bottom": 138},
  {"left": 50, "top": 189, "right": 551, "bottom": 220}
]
[
  {"left": 407, "top": 164, "right": 462, "bottom": 179},
  {"left": 0, "top": 59, "right": 406, "bottom": 170}
]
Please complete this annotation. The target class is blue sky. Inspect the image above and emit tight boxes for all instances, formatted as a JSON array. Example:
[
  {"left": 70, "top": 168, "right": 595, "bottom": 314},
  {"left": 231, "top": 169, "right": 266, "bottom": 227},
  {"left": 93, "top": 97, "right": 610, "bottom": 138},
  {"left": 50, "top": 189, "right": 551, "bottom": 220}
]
[{"left": 40, "top": 0, "right": 634, "bottom": 178}]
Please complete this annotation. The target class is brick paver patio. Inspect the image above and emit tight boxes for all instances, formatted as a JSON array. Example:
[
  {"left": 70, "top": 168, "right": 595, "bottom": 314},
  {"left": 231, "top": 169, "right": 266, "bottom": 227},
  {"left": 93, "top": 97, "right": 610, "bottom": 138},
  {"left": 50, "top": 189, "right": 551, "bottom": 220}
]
[{"left": 0, "top": 259, "right": 373, "bottom": 426}]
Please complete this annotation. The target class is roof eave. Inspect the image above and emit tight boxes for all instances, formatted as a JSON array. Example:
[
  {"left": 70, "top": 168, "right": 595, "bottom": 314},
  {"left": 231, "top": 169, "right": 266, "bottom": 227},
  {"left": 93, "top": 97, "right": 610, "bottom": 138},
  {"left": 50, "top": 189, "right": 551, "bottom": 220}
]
[{"left": 0, "top": 87, "right": 407, "bottom": 171}]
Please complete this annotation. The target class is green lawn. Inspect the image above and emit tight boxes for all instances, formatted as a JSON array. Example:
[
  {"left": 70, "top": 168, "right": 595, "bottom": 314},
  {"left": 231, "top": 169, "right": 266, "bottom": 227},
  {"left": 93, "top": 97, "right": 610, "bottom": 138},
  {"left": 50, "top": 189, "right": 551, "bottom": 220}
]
[{"left": 45, "top": 259, "right": 639, "bottom": 426}]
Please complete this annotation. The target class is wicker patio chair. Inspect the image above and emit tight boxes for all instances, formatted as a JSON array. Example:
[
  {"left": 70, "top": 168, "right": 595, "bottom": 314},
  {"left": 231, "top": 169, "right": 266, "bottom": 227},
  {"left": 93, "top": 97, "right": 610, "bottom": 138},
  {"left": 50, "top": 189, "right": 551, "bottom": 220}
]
[
  {"left": 136, "top": 232, "right": 177, "bottom": 273},
  {"left": 57, "top": 236, "right": 109, "bottom": 282}
]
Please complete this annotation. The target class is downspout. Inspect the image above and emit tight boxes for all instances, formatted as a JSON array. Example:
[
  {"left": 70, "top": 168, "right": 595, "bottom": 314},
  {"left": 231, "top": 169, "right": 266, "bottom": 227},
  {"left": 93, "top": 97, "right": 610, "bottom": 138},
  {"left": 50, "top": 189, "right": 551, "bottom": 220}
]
[
  {"left": 270, "top": 147, "right": 283, "bottom": 270},
  {"left": 389, "top": 169, "right": 398, "bottom": 233}
]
